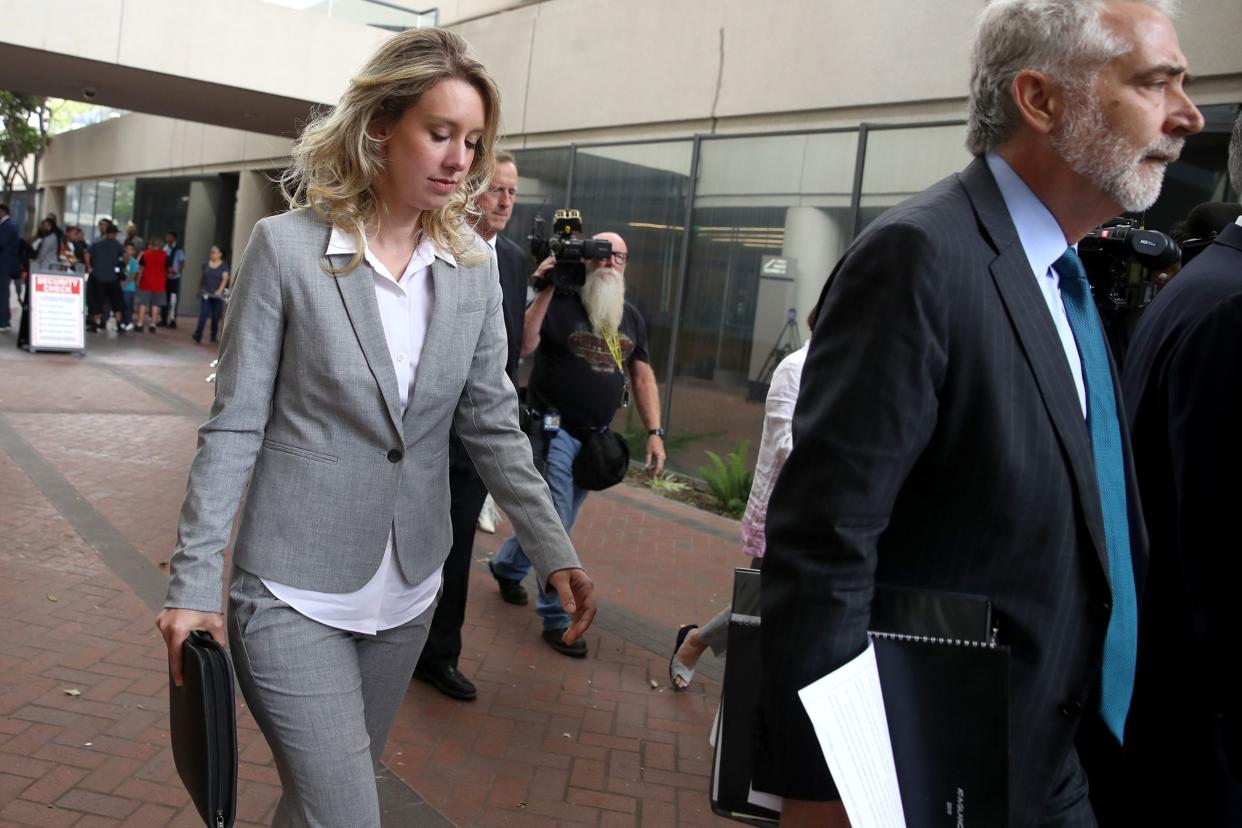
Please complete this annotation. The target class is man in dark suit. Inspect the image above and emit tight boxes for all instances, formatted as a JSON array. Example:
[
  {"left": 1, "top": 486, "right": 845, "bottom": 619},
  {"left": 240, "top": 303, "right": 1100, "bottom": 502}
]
[
  {"left": 0, "top": 203, "right": 19, "bottom": 332},
  {"left": 1120, "top": 113, "right": 1242, "bottom": 825},
  {"left": 412, "top": 150, "right": 530, "bottom": 700},
  {"left": 754, "top": 1, "right": 1203, "bottom": 825}
]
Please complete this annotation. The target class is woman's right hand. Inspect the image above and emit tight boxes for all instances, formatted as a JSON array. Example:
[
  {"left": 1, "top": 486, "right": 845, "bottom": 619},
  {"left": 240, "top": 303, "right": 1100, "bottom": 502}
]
[{"left": 155, "top": 608, "right": 226, "bottom": 687}]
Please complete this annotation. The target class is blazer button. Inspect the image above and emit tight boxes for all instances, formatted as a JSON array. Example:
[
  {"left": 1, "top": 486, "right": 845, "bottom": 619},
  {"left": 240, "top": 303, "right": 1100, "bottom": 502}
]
[
  {"left": 387, "top": 449, "right": 403, "bottom": 463},
  {"left": 1059, "top": 699, "right": 1085, "bottom": 718}
]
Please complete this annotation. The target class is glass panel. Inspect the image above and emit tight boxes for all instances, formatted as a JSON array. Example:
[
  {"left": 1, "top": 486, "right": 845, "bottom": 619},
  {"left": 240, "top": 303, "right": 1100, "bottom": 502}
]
[
  {"left": 78, "top": 182, "right": 97, "bottom": 237},
  {"left": 63, "top": 182, "right": 81, "bottom": 229},
  {"left": 1142, "top": 103, "right": 1241, "bottom": 232},
  {"left": 132, "top": 178, "right": 191, "bottom": 253},
  {"left": 501, "top": 147, "right": 574, "bottom": 254},
  {"left": 567, "top": 141, "right": 694, "bottom": 446},
  {"left": 112, "top": 179, "right": 136, "bottom": 227},
  {"left": 857, "top": 123, "right": 971, "bottom": 234},
  {"left": 668, "top": 131, "right": 857, "bottom": 476},
  {"left": 94, "top": 180, "right": 116, "bottom": 229}
]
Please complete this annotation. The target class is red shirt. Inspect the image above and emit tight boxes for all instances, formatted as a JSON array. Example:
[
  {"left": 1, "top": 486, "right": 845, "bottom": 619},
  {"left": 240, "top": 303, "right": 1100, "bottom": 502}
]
[{"left": 138, "top": 250, "right": 167, "bottom": 293}]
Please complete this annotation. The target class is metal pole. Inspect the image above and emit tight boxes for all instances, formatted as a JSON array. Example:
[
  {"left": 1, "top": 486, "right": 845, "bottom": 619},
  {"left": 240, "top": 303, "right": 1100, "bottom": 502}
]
[
  {"left": 564, "top": 143, "right": 578, "bottom": 210},
  {"left": 846, "top": 124, "right": 869, "bottom": 243},
  {"left": 660, "top": 134, "right": 702, "bottom": 433}
]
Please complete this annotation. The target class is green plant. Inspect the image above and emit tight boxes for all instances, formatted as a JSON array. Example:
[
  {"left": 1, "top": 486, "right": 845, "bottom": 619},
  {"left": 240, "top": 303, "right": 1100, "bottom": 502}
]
[
  {"left": 700, "top": 441, "right": 753, "bottom": 517},
  {"left": 647, "top": 471, "right": 690, "bottom": 494}
]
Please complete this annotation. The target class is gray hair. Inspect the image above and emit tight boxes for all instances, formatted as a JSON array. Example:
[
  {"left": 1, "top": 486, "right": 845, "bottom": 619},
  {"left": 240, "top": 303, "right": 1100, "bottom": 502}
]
[
  {"left": 966, "top": 0, "right": 1179, "bottom": 155},
  {"left": 1230, "top": 111, "right": 1242, "bottom": 198}
]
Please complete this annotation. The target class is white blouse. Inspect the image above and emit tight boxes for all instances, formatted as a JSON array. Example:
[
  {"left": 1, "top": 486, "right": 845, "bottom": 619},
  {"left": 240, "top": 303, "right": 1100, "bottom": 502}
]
[{"left": 261, "top": 226, "right": 454, "bottom": 635}]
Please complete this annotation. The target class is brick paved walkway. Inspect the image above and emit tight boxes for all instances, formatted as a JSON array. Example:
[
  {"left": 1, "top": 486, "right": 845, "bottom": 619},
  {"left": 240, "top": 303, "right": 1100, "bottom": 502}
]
[{"left": 0, "top": 319, "right": 742, "bottom": 826}]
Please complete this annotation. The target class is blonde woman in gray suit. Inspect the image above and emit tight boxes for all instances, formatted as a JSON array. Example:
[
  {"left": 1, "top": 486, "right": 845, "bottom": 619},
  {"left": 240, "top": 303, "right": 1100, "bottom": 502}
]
[{"left": 155, "top": 29, "right": 596, "bottom": 826}]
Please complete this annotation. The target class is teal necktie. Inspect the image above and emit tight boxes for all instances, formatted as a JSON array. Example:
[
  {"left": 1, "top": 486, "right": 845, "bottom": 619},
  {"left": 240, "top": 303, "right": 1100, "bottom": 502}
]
[{"left": 1055, "top": 247, "right": 1137, "bottom": 743}]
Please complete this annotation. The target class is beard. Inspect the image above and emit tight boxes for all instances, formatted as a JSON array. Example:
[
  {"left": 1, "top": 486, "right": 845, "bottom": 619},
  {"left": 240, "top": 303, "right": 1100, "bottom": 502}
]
[
  {"left": 1052, "top": 94, "right": 1184, "bottom": 213},
  {"left": 579, "top": 266, "right": 626, "bottom": 334}
]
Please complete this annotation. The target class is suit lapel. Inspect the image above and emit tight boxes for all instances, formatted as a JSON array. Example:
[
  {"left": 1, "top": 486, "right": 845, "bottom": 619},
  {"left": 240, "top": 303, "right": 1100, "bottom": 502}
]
[
  {"left": 404, "top": 255, "right": 460, "bottom": 431},
  {"left": 961, "top": 159, "right": 1110, "bottom": 578},
  {"left": 332, "top": 256, "right": 404, "bottom": 437}
]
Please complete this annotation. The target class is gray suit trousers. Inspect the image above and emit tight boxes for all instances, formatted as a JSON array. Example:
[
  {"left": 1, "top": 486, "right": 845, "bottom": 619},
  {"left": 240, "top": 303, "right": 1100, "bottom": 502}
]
[{"left": 227, "top": 567, "right": 434, "bottom": 827}]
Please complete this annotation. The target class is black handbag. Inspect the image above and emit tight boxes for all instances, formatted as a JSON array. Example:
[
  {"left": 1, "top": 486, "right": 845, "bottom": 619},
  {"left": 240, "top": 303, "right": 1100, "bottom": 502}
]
[
  {"left": 169, "top": 630, "right": 238, "bottom": 828},
  {"left": 571, "top": 428, "right": 630, "bottom": 490}
]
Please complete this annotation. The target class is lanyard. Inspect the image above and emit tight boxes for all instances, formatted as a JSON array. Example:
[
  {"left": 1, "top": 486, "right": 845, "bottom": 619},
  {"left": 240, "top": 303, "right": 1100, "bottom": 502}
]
[{"left": 601, "top": 326, "right": 630, "bottom": 408}]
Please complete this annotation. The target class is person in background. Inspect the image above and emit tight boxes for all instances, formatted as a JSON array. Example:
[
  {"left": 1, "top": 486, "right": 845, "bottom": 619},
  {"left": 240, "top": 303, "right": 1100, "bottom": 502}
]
[
  {"left": 162, "top": 229, "right": 185, "bottom": 328},
  {"left": 669, "top": 305, "right": 816, "bottom": 690},
  {"left": 134, "top": 238, "right": 167, "bottom": 333},
  {"left": 191, "top": 245, "right": 229, "bottom": 344},
  {"left": 488, "top": 231, "right": 665, "bottom": 658},
  {"left": 120, "top": 241, "right": 139, "bottom": 332},
  {"left": 123, "top": 222, "right": 145, "bottom": 258},
  {"left": 62, "top": 226, "right": 87, "bottom": 271},
  {"left": 31, "top": 218, "right": 63, "bottom": 271},
  {"left": 0, "top": 204, "right": 19, "bottom": 332},
  {"left": 85, "top": 222, "right": 125, "bottom": 333},
  {"left": 411, "top": 150, "right": 530, "bottom": 701}
]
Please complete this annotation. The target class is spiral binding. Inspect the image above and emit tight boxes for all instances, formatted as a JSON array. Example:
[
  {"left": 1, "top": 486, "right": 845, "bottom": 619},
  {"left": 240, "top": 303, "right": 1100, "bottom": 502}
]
[{"left": 869, "top": 630, "right": 999, "bottom": 649}]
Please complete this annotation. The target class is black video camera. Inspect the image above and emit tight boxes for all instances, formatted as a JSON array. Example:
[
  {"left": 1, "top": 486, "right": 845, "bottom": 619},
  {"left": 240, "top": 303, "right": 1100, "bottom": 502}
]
[
  {"left": 1078, "top": 217, "right": 1181, "bottom": 313},
  {"left": 528, "top": 209, "right": 612, "bottom": 291}
]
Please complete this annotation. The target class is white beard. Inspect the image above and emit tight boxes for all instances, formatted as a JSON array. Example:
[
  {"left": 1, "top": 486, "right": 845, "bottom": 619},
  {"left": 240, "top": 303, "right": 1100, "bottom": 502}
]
[
  {"left": 1052, "top": 94, "right": 1184, "bottom": 213},
  {"left": 579, "top": 266, "right": 626, "bottom": 333}
]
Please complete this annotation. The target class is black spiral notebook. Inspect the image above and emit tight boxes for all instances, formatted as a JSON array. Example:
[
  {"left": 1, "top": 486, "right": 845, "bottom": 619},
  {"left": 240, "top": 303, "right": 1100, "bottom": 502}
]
[
  {"left": 712, "top": 571, "right": 1009, "bottom": 827},
  {"left": 169, "top": 630, "right": 238, "bottom": 828}
]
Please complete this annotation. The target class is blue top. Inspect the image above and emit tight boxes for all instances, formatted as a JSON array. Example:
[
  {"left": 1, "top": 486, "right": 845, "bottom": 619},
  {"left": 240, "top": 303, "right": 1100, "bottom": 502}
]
[{"left": 201, "top": 262, "right": 228, "bottom": 294}]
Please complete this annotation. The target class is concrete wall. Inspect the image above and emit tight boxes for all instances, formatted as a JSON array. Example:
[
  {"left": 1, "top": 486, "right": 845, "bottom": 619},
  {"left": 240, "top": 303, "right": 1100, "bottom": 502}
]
[
  {"left": 0, "top": 0, "right": 387, "bottom": 109},
  {"left": 10, "top": 0, "right": 1239, "bottom": 150},
  {"left": 40, "top": 115, "right": 291, "bottom": 186},
  {"left": 454, "top": 0, "right": 1242, "bottom": 144}
]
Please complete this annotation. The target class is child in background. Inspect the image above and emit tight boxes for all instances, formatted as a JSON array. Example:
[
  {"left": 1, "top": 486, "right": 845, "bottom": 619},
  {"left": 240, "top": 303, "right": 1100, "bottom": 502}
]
[{"left": 120, "top": 242, "right": 139, "bottom": 332}]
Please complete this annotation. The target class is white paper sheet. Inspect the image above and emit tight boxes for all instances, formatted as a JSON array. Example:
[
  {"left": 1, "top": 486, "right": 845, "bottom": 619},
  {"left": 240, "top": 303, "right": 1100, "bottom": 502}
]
[{"left": 798, "top": 641, "right": 907, "bottom": 828}]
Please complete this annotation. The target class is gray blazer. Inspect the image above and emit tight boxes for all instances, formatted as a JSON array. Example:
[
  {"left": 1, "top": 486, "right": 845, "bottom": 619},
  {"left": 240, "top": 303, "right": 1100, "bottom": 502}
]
[{"left": 165, "top": 208, "right": 579, "bottom": 613}]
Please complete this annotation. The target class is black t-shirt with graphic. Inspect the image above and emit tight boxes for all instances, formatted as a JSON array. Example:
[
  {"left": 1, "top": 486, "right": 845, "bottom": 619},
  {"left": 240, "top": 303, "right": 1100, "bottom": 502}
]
[{"left": 529, "top": 291, "right": 650, "bottom": 430}]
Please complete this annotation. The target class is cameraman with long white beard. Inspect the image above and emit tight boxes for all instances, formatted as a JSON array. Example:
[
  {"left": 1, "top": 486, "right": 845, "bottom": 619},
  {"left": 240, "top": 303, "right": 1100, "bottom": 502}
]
[{"left": 488, "top": 232, "right": 666, "bottom": 657}]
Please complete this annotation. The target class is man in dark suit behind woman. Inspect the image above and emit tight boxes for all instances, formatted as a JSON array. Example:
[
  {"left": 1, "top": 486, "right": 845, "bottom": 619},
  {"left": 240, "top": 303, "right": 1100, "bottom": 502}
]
[
  {"left": 1121, "top": 112, "right": 1242, "bottom": 826},
  {"left": 754, "top": 1, "right": 1203, "bottom": 825},
  {"left": 413, "top": 150, "right": 531, "bottom": 701}
]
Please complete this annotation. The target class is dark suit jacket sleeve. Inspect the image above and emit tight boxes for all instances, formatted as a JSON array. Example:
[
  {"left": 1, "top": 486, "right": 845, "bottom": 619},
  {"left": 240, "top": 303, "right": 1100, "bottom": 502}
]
[
  {"left": 1165, "top": 294, "right": 1242, "bottom": 727},
  {"left": 0, "top": 220, "right": 18, "bottom": 275},
  {"left": 496, "top": 235, "right": 531, "bottom": 383},
  {"left": 756, "top": 221, "right": 949, "bottom": 800}
]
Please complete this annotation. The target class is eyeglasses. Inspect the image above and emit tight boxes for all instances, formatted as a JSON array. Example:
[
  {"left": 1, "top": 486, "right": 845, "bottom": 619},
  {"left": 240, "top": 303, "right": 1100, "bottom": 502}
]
[{"left": 591, "top": 251, "right": 628, "bottom": 265}]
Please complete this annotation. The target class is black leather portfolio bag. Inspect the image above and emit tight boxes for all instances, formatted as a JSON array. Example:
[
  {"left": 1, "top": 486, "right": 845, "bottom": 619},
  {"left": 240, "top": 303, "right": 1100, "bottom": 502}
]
[{"left": 169, "top": 630, "right": 237, "bottom": 828}]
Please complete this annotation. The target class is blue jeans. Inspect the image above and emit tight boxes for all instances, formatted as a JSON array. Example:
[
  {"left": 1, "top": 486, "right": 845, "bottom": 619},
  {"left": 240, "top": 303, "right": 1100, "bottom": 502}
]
[
  {"left": 194, "top": 295, "right": 224, "bottom": 340},
  {"left": 491, "top": 428, "right": 588, "bottom": 631},
  {"left": 121, "top": 290, "right": 135, "bottom": 326}
]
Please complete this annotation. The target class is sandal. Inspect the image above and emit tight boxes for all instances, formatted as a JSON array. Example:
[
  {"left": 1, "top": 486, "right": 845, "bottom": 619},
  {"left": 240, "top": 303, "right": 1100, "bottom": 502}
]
[{"left": 668, "top": 624, "right": 699, "bottom": 692}]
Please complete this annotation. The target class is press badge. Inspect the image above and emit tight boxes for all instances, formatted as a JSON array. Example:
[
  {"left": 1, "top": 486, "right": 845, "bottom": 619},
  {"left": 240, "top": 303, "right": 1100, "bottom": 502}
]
[{"left": 542, "top": 411, "right": 562, "bottom": 432}]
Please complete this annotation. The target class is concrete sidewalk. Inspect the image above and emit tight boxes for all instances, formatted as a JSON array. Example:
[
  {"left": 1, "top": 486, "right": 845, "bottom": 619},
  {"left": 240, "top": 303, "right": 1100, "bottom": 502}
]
[{"left": 0, "top": 321, "right": 742, "bottom": 827}]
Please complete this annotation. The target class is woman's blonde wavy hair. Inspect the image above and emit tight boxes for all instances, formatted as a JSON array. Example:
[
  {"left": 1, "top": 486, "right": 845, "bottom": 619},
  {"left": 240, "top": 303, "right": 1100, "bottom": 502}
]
[{"left": 280, "top": 27, "right": 500, "bottom": 271}]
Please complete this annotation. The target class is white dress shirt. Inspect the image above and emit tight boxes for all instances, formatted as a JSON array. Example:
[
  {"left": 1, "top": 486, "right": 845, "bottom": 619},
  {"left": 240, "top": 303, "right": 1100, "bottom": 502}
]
[
  {"left": 261, "top": 226, "right": 454, "bottom": 635},
  {"left": 986, "top": 153, "right": 1088, "bottom": 417}
]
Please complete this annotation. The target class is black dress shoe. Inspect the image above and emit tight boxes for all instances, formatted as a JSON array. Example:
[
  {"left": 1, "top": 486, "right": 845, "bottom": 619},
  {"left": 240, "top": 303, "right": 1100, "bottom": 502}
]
[
  {"left": 413, "top": 663, "right": 477, "bottom": 700},
  {"left": 488, "top": 560, "right": 528, "bottom": 605},
  {"left": 541, "top": 628, "right": 587, "bottom": 658}
]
